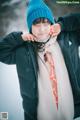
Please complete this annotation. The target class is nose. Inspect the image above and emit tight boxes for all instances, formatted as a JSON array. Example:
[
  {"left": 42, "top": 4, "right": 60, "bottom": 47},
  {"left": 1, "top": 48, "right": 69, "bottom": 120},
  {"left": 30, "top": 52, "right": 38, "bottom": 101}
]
[{"left": 39, "top": 23, "right": 46, "bottom": 32}]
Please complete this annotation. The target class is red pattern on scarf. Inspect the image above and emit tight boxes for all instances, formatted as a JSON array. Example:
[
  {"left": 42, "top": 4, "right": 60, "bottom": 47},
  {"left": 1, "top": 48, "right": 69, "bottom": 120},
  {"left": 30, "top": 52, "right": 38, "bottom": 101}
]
[{"left": 44, "top": 51, "right": 58, "bottom": 109}]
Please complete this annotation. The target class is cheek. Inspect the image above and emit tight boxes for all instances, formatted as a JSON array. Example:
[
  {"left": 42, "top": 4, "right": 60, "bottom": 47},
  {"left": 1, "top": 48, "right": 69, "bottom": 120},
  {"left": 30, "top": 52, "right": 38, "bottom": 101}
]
[{"left": 32, "top": 26, "right": 38, "bottom": 36}]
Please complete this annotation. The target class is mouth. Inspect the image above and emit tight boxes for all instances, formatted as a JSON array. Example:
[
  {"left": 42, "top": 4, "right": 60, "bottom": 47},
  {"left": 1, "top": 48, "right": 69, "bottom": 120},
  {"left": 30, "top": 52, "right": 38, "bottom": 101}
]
[
  {"left": 38, "top": 34, "right": 45, "bottom": 36},
  {"left": 36, "top": 35, "right": 51, "bottom": 43},
  {"left": 38, "top": 34, "right": 49, "bottom": 38},
  {"left": 34, "top": 35, "right": 51, "bottom": 47}
]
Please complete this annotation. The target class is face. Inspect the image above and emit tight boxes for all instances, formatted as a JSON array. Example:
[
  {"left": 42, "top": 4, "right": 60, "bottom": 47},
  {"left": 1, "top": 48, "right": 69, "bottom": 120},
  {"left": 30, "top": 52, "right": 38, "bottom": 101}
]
[{"left": 32, "top": 18, "right": 51, "bottom": 42}]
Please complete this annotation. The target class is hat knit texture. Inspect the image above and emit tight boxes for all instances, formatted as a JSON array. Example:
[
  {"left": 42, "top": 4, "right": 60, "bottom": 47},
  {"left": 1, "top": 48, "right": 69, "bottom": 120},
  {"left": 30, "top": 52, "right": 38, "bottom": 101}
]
[{"left": 26, "top": 0, "right": 55, "bottom": 31}]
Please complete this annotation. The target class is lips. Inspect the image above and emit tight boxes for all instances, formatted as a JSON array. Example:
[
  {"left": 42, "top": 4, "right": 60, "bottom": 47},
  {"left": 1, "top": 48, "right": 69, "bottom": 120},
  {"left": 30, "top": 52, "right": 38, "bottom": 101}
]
[
  {"left": 38, "top": 33, "right": 49, "bottom": 37},
  {"left": 37, "top": 35, "right": 50, "bottom": 42},
  {"left": 38, "top": 34, "right": 45, "bottom": 36}
]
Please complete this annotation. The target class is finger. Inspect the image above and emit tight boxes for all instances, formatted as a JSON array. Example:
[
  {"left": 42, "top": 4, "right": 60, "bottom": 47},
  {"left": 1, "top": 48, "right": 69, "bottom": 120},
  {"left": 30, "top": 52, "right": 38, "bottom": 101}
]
[
  {"left": 30, "top": 35, "right": 37, "bottom": 42},
  {"left": 49, "top": 30, "right": 54, "bottom": 35},
  {"left": 50, "top": 29, "right": 61, "bottom": 36},
  {"left": 49, "top": 31, "right": 56, "bottom": 37},
  {"left": 27, "top": 35, "right": 31, "bottom": 41},
  {"left": 52, "top": 32, "right": 58, "bottom": 37},
  {"left": 49, "top": 31, "right": 56, "bottom": 36},
  {"left": 33, "top": 35, "right": 38, "bottom": 41},
  {"left": 27, "top": 35, "right": 34, "bottom": 41},
  {"left": 30, "top": 35, "right": 35, "bottom": 41}
]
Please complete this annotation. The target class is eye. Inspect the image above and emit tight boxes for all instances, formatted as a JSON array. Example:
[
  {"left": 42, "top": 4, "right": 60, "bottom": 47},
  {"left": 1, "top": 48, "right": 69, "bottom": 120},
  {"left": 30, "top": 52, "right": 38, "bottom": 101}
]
[
  {"left": 33, "top": 19, "right": 41, "bottom": 25},
  {"left": 43, "top": 19, "right": 51, "bottom": 24}
]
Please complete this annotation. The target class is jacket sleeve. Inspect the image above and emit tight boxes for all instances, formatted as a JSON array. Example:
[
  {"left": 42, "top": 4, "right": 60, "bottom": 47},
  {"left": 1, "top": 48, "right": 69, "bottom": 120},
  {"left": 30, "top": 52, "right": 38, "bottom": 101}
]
[
  {"left": 0, "top": 32, "right": 24, "bottom": 64},
  {"left": 57, "top": 13, "right": 80, "bottom": 32}
]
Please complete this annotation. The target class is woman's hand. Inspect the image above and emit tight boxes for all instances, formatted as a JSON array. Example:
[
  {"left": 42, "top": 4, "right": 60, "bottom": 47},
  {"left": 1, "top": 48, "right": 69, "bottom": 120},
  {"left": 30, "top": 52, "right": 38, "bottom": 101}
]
[
  {"left": 21, "top": 33, "right": 37, "bottom": 42},
  {"left": 49, "top": 23, "right": 61, "bottom": 37}
]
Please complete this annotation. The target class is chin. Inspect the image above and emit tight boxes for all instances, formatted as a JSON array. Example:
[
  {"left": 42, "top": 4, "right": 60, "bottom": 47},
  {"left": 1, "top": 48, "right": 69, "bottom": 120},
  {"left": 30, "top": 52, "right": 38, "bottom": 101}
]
[{"left": 38, "top": 36, "right": 50, "bottom": 42}]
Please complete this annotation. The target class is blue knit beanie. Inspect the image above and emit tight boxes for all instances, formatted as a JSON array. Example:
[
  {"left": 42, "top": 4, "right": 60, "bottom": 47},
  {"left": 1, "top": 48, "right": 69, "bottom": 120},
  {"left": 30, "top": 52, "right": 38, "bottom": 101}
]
[{"left": 26, "top": 0, "right": 55, "bottom": 32}]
